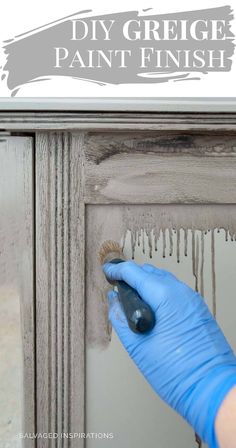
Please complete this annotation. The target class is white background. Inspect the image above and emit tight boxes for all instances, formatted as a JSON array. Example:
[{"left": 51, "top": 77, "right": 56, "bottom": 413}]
[{"left": 0, "top": 0, "right": 235, "bottom": 98}]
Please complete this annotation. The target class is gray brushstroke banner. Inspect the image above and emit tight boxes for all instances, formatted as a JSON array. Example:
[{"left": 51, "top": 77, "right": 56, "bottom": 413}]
[{"left": 2, "top": 6, "right": 235, "bottom": 96}]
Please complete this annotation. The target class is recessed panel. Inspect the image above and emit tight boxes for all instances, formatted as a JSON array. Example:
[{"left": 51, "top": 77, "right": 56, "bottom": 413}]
[
  {"left": 0, "top": 137, "right": 34, "bottom": 446},
  {"left": 86, "top": 205, "right": 236, "bottom": 448}
]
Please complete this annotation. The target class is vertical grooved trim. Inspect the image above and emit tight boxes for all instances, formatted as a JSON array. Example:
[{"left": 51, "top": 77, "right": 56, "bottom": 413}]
[{"left": 36, "top": 132, "right": 85, "bottom": 448}]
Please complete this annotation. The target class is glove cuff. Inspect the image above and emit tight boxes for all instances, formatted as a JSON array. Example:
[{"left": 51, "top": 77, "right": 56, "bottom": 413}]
[{"left": 186, "top": 364, "right": 236, "bottom": 447}]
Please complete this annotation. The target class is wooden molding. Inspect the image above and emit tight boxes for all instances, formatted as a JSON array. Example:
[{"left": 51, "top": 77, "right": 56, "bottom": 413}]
[
  {"left": 83, "top": 132, "right": 236, "bottom": 204},
  {"left": 1, "top": 112, "right": 236, "bottom": 131},
  {"left": 35, "top": 132, "right": 85, "bottom": 447},
  {"left": 33, "top": 120, "right": 236, "bottom": 447}
]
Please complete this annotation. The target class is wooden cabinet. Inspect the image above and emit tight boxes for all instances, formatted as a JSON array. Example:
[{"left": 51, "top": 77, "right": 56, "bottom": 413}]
[{"left": 1, "top": 113, "right": 236, "bottom": 447}]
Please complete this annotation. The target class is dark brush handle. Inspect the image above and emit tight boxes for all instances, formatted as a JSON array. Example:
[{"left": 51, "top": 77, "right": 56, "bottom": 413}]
[
  {"left": 116, "top": 280, "right": 156, "bottom": 333},
  {"left": 108, "top": 259, "right": 156, "bottom": 334}
]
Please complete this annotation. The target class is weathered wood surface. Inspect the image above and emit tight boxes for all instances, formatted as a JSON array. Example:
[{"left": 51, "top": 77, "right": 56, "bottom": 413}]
[
  {"left": 35, "top": 132, "right": 85, "bottom": 448},
  {"left": 1, "top": 112, "right": 236, "bottom": 130},
  {"left": 86, "top": 203, "right": 236, "bottom": 348},
  {"left": 84, "top": 132, "right": 236, "bottom": 204},
  {"left": 33, "top": 123, "right": 236, "bottom": 447},
  {"left": 0, "top": 136, "right": 35, "bottom": 447}
]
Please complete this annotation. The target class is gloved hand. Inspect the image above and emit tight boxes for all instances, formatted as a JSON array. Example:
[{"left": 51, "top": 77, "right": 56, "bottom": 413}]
[{"left": 103, "top": 261, "right": 236, "bottom": 448}]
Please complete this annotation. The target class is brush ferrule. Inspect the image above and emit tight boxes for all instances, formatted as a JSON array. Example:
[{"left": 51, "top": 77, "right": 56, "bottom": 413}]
[
  {"left": 104, "top": 258, "right": 124, "bottom": 285},
  {"left": 103, "top": 252, "right": 125, "bottom": 264}
]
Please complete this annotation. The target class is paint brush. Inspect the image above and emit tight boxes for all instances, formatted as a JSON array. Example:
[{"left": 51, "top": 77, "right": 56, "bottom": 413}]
[{"left": 99, "top": 240, "right": 156, "bottom": 334}]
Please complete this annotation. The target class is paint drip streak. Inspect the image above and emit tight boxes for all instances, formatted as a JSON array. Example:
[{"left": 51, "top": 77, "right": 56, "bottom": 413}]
[
  {"left": 195, "top": 234, "right": 200, "bottom": 292},
  {"left": 124, "top": 228, "right": 231, "bottom": 319},
  {"left": 124, "top": 227, "right": 234, "bottom": 320},
  {"left": 177, "top": 229, "right": 180, "bottom": 263},
  {"left": 184, "top": 229, "right": 188, "bottom": 257},
  {"left": 211, "top": 230, "right": 217, "bottom": 317},
  {"left": 192, "top": 230, "right": 198, "bottom": 291},
  {"left": 163, "top": 229, "right": 166, "bottom": 259},
  {"left": 169, "top": 229, "right": 173, "bottom": 256},
  {"left": 148, "top": 231, "right": 153, "bottom": 258},
  {"left": 200, "top": 231, "right": 205, "bottom": 297}
]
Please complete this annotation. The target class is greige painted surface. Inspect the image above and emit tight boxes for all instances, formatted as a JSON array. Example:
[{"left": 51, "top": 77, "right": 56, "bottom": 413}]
[
  {"left": 0, "top": 115, "right": 235, "bottom": 447},
  {"left": 0, "top": 289, "right": 23, "bottom": 448},
  {"left": 84, "top": 133, "right": 236, "bottom": 204},
  {"left": 85, "top": 204, "right": 236, "bottom": 344},
  {"left": 33, "top": 123, "right": 236, "bottom": 447},
  {"left": 86, "top": 216, "right": 236, "bottom": 448},
  {"left": 35, "top": 132, "right": 86, "bottom": 448},
  {"left": 0, "top": 137, "right": 35, "bottom": 448},
  {"left": 1, "top": 112, "right": 236, "bottom": 131},
  {"left": 87, "top": 331, "right": 196, "bottom": 448}
]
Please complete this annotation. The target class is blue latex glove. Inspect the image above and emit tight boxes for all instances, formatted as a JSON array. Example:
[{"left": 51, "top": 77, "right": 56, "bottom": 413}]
[{"left": 103, "top": 261, "right": 236, "bottom": 448}]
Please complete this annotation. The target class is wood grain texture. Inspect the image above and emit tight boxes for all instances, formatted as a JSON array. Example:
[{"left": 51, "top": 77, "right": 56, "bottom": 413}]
[
  {"left": 83, "top": 133, "right": 236, "bottom": 204},
  {"left": 86, "top": 203, "right": 236, "bottom": 349},
  {"left": 1, "top": 112, "right": 236, "bottom": 131},
  {"left": 0, "top": 136, "right": 35, "bottom": 447},
  {"left": 31, "top": 120, "right": 236, "bottom": 447},
  {"left": 35, "top": 132, "right": 85, "bottom": 448}
]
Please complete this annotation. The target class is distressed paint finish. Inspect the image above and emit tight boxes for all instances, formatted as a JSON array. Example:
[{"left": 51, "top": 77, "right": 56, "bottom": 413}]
[
  {"left": 35, "top": 132, "right": 85, "bottom": 448},
  {"left": 0, "top": 136, "right": 35, "bottom": 447},
  {"left": 0, "top": 112, "right": 236, "bottom": 131},
  {"left": 86, "top": 204, "right": 236, "bottom": 348},
  {"left": 34, "top": 126, "right": 236, "bottom": 437},
  {"left": 83, "top": 132, "right": 236, "bottom": 204},
  {"left": 21, "top": 114, "right": 236, "bottom": 447}
]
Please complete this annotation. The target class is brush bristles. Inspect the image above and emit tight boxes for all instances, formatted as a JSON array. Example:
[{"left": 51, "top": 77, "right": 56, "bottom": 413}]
[{"left": 98, "top": 240, "right": 124, "bottom": 265}]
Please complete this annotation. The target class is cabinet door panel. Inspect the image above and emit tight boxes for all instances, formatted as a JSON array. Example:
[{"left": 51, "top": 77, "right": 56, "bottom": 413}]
[
  {"left": 35, "top": 130, "right": 236, "bottom": 448},
  {"left": 86, "top": 204, "right": 236, "bottom": 448},
  {"left": 0, "top": 137, "right": 35, "bottom": 447}
]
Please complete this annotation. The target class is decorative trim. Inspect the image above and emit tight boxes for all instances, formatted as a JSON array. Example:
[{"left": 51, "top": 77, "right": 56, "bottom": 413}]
[
  {"left": 35, "top": 132, "right": 85, "bottom": 447},
  {"left": 1, "top": 111, "right": 236, "bottom": 131}
]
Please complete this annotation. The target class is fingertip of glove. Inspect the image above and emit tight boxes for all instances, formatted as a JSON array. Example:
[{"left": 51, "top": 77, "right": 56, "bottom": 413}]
[
  {"left": 107, "top": 289, "right": 118, "bottom": 302},
  {"left": 102, "top": 262, "right": 111, "bottom": 274}
]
